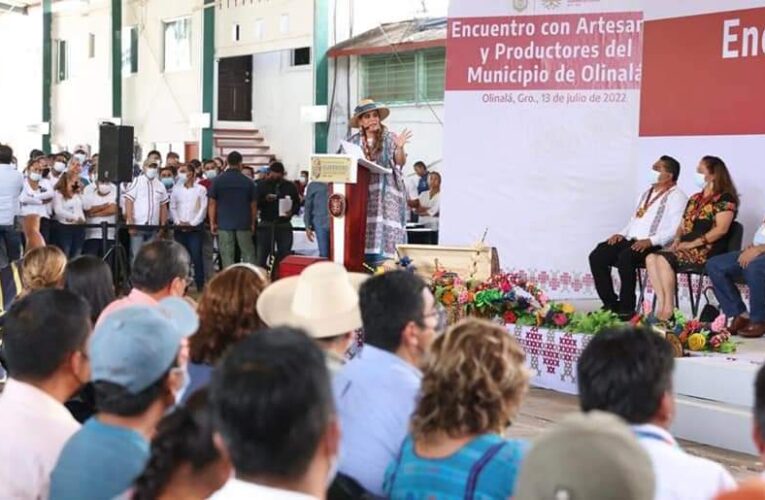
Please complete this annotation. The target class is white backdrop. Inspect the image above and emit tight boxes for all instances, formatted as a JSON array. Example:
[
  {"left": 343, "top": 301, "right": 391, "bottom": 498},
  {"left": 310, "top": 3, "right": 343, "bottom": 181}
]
[{"left": 440, "top": 0, "right": 644, "bottom": 298}]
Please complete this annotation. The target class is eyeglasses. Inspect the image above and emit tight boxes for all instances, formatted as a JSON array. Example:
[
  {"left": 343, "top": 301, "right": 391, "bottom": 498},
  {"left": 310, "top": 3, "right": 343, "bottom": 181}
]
[{"left": 424, "top": 304, "right": 448, "bottom": 335}]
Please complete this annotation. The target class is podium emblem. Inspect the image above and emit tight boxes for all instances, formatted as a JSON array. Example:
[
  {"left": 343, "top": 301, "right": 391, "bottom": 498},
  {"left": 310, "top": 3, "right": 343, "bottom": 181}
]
[
  {"left": 513, "top": 0, "right": 528, "bottom": 11},
  {"left": 328, "top": 193, "right": 347, "bottom": 218}
]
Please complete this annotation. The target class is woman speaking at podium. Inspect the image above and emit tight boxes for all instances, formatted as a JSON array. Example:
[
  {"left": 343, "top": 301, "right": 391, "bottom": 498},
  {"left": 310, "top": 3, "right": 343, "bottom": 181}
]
[{"left": 346, "top": 99, "right": 412, "bottom": 267}]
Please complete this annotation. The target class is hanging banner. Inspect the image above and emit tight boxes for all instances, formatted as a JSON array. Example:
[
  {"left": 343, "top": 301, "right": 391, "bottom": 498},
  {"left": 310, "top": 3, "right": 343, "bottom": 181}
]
[
  {"left": 440, "top": 0, "right": 644, "bottom": 298},
  {"left": 639, "top": 0, "right": 765, "bottom": 245}
]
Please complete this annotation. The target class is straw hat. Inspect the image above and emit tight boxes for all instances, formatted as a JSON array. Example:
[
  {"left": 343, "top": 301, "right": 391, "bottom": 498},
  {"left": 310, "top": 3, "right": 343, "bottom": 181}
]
[
  {"left": 350, "top": 99, "right": 390, "bottom": 128},
  {"left": 256, "top": 262, "right": 368, "bottom": 339}
]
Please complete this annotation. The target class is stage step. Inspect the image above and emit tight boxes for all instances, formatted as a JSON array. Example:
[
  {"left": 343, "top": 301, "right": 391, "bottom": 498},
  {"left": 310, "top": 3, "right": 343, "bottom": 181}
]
[
  {"left": 672, "top": 395, "right": 757, "bottom": 455},
  {"left": 670, "top": 356, "right": 759, "bottom": 456}
]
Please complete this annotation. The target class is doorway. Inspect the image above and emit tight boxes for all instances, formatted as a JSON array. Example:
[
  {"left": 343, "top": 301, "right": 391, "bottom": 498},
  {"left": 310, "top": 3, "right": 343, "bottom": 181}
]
[{"left": 218, "top": 55, "right": 252, "bottom": 121}]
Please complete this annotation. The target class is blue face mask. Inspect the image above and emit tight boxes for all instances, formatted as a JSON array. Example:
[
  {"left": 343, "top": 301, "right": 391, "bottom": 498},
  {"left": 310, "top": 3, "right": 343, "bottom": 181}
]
[{"left": 161, "top": 177, "right": 174, "bottom": 188}]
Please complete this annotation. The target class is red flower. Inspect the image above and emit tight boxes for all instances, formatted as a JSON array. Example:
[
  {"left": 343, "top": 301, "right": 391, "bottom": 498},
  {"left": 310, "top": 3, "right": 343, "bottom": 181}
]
[
  {"left": 504, "top": 311, "right": 518, "bottom": 324},
  {"left": 552, "top": 313, "right": 568, "bottom": 327}
]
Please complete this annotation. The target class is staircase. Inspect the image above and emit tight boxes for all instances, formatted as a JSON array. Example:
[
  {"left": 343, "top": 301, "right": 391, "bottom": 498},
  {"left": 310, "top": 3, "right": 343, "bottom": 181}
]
[{"left": 213, "top": 128, "right": 275, "bottom": 168}]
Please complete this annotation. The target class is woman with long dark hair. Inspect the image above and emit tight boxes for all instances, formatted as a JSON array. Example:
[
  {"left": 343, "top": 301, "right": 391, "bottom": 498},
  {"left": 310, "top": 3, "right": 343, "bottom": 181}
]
[
  {"left": 132, "top": 390, "right": 230, "bottom": 500},
  {"left": 645, "top": 156, "right": 738, "bottom": 321},
  {"left": 65, "top": 255, "right": 116, "bottom": 323}
]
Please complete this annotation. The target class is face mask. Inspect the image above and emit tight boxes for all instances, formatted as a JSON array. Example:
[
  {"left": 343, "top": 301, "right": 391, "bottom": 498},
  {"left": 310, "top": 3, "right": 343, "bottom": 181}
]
[
  {"left": 97, "top": 183, "right": 112, "bottom": 195},
  {"left": 204, "top": 170, "right": 217, "bottom": 179},
  {"left": 173, "top": 365, "right": 191, "bottom": 407},
  {"left": 74, "top": 153, "right": 86, "bottom": 163},
  {"left": 326, "top": 455, "right": 339, "bottom": 488},
  {"left": 29, "top": 172, "right": 42, "bottom": 182},
  {"left": 651, "top": 170, "right": 662, "bottom": 184},
  {"left": 694, "top": 172, "right": 707, "bottom": 188},
  {"left": 161, "top": 177, "right": 174, "bottom": 188},
  {"left": 53, "top": 161, "right": 66, "bottom": 173},
  {"left": 301, "top": 176, "right": 308, "bottom": 183},
  {"left": 145, "top": 168, "right": 158, "bottom": 180}
]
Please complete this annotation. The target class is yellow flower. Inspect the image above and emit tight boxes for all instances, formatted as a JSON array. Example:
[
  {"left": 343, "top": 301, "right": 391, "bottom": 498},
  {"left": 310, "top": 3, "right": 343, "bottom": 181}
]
[
  {"left": 561, "top": 303, "right": 575, "bottom": 314},
  {"left": 687, "top": 333, "right": 706, "bottom": 352}
]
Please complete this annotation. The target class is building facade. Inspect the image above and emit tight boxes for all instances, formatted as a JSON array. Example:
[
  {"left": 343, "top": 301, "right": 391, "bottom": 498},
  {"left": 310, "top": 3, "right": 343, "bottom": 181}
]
[{"left": 0, "top": 0, "right": 446, "bottom": 177}]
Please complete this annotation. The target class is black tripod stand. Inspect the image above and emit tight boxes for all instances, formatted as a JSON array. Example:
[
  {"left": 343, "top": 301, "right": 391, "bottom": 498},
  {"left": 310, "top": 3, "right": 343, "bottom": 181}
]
[{"left": 101, "top": 181, "right": 131, "bottom": 294}]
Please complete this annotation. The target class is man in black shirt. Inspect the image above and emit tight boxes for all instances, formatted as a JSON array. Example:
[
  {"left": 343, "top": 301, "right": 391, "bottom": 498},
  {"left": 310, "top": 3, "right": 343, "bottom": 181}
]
[
  {"left": 256, "top": 162, "right": 300, "bottom": 273},
  {"left": 208, "top": 151, "right": 258, "bottom": 267}
]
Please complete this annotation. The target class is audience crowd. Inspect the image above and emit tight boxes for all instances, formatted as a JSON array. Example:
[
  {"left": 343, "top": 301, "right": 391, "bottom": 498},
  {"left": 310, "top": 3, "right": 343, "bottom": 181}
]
[{"left": 0, "top": 140, "right": 761, "bottom": 500}]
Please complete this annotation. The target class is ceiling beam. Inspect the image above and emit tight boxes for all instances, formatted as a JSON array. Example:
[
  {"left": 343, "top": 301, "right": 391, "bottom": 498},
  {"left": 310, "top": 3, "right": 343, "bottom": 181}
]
[{"left": 0, "top": 2, "right": 28, "bottom": 14}]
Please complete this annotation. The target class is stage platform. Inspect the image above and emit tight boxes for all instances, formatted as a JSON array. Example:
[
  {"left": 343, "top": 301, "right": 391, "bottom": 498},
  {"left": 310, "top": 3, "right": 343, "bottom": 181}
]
[{"left": 518, "top": 299, "right": 765, "bottom": 456}]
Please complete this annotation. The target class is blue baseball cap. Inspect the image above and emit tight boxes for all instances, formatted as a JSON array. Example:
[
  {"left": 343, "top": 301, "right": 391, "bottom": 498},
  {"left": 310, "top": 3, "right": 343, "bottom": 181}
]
[{"left": 89, "top": 297, "right": 199, "bottom": 394}]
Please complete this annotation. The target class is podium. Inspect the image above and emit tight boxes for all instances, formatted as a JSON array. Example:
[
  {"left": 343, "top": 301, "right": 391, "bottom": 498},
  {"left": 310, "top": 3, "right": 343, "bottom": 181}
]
[{"left": 309, "top": 151, "right": 391, "bottom": 272}]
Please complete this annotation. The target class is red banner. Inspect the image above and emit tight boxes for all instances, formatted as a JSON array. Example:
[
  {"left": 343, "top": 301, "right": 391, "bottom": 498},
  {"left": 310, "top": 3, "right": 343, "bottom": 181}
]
[
  {"left": 446, "top": 12, "right": 643, "bottom": 91},
  {"left": 640, "top": 7, "right": 765, "bottom": 137}
]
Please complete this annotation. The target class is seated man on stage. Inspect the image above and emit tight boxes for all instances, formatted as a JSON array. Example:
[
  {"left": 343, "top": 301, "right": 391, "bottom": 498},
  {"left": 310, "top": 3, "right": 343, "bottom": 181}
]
[
  {"left": 707, "top": 216, "right": 765, "bottom": 338},
  {"left": 589, "top": 156, "right": 687, "bottom": 318}
]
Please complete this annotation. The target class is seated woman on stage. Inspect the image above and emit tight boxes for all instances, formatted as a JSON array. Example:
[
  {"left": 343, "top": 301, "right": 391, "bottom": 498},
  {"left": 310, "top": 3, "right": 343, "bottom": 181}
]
[{"left": 645, "top": 156, "right": 738, "bottom": 322}]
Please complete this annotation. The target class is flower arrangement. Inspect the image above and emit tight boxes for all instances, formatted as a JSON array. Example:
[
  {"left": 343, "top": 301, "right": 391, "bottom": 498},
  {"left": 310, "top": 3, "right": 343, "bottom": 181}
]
[
  {"left": 637, "top": 309, "right": 736, "bottom": 354},
  {"left": 431, "top": 271, "right": 549, "bottom": 325}
]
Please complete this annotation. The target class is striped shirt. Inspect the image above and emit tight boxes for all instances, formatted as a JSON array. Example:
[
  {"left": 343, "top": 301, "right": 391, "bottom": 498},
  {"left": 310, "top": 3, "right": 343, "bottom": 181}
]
[{"left": 123, "top": 175, "right": 169, "bottom": 225}]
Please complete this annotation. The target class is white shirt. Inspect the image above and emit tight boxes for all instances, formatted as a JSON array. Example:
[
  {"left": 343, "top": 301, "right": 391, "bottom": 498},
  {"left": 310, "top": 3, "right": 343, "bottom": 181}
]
[
  {"left": 53, "top": 191, "right": 85, "bottom": 224},
  {"left": 417, "top": 190, "right": 440, "bottom": 230},
  {"left": 123, "top": 175, "right": 169, "bottom": 225},
  {"left": 209, "top": 478, "right": 318, "bottom": 500},
  {"left": 170, "top": 182, "right": 208, "bottom": 227},
  {"left": 0, "top": 163, "right": 24, "bottom": 225},
  {"left": 632, "top": 424, "right": 736, "bottom": 500},
  {"left": 0, "top": 379, "right": 81, "bottom": 500},
  {"left": 82, "top": 182, "right": 118, "bottom": 240},
  {"left": 620, "top": 185, "right": 688, "bottom": 247},
  {"left": 19, "top": 178, "right": 54, "bottom": 217},
  {"left": 753, "top": 219, "right": 765, "bottom": 246}
]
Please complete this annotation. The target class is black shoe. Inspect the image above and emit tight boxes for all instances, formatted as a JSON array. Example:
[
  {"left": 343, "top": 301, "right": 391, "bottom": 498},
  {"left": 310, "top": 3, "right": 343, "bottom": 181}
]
[{"left": 618, "top": 311, "right": 636, "bottom": 321}]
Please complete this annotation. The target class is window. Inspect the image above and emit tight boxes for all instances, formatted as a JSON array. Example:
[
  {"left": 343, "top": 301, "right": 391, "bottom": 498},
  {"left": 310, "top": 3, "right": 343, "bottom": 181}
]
[
  {"left": 122, "top": 26, "right": 138, "bottom": 76},
  {"left": 232, "top": 23, "right": 240, "bottom": 42},
  {"left": 291, "top": 47, "right": 311, "bottom": 66},
  {"left": 361, "top": 47, "right": 445, "bottom": 104},
  {"left": 56, "top": 40, "right": 68, "bottom": 82},
  {"left": 254, "top": 18, "right": 264, "bottom": 40},
  {"left": 280, "top": 14, "right": 289, "bottom": 34},
  {"left": 163, "top": 17, "right": 191, "bottom": 72},
  {"left": 88, "top": 33, "right": 95, "bottom": 58}
]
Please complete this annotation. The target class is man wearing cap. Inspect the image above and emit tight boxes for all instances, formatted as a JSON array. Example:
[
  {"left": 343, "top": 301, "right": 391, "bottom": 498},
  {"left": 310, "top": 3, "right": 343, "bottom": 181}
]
[
  {"left": 257, "top": 261, "right": 366, "bottom": 375},
  {"left": 0, "top": 290, "right": 92, "bottom": 499},
  {"left": 577, "top": 326, "right": 736, "bottom": 500},
  {"left": 345, "top": 99, "right": 413, "bottom": 266},
  {"left": 515, "top": 411, "right": 655, "bottom": 500},
  {"left": 50, "top": 297, "right": 198, "bottom": 500}
]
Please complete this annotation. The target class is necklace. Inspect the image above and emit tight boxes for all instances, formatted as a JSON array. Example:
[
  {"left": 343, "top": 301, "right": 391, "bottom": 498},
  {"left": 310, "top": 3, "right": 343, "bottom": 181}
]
[{"left": 636, "top": 185, "right": 673, "bottom": 218}]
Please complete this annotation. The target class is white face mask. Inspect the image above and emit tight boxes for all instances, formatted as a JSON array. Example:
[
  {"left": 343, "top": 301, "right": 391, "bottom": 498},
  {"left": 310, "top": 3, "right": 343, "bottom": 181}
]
[
  {"left": 651, "top": 170, "right": 662, "bottom": 184},
  {"left": 29, "top": 172, "right": 42, "bottom": 182},
  {"left": 53, "top": 161, "right": 66, "bottom": 173},
  {"left": 694, "top": 172, "right": 707, "bottom": 188},
  {"left": 204, "top": 170, "right": 217, "bottom": 180},
  {"left": 145, "top": 168, "right": 158, "bottom": 180},
  {"left": 74, "top": 153, "right": 86, "bottom": 163},
  {"left": 97, "top": 183, "right": 112, "bottom": 195}
]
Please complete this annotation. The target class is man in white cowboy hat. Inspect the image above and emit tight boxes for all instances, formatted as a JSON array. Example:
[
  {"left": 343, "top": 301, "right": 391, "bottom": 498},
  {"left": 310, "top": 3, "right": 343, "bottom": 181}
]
[
  {"left": 256, "top": 261, "right": 367, "bottom": 374},
  {"left": 344, "top": 99, "right": 413, "bottom": 267}
]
